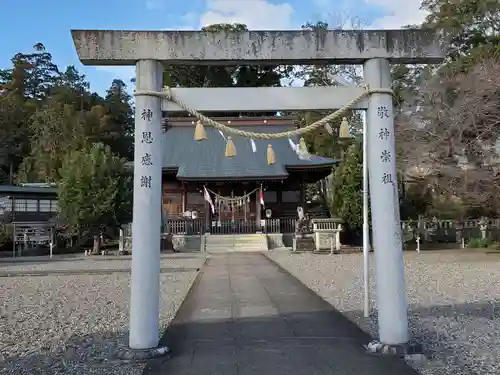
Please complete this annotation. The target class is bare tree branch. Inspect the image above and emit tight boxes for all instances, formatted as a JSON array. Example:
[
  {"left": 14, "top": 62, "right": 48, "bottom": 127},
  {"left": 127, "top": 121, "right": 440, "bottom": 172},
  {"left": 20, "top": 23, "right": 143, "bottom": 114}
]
[{"left": 396, "top": 57, "right": 500, "bottom": 215}]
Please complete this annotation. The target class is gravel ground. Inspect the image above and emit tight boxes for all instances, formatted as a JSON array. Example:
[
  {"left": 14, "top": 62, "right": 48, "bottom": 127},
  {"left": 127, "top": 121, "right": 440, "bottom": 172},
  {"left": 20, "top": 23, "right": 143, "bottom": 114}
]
[
  {"left": 266, "top": 250, "right": 500, "bottom": 375},
  {"left": 0, "top": 253, "right": 207, "bottom": 375}
]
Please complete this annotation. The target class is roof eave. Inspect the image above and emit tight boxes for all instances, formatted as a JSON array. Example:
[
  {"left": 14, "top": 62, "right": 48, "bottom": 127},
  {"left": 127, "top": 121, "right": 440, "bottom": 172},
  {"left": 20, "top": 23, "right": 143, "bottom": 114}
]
[
  {"left": 285, "top": 162, "right": 337, "bottom": 170},
  {"left": 177, "top": 174, "right": 289, "bottom": 182}
]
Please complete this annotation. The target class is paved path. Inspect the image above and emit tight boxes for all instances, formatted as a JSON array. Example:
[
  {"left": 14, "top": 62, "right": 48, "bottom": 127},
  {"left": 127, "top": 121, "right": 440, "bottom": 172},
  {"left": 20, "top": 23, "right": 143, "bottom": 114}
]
[{"left": 143, "top": 253, "right": 417, "bottom": 375}]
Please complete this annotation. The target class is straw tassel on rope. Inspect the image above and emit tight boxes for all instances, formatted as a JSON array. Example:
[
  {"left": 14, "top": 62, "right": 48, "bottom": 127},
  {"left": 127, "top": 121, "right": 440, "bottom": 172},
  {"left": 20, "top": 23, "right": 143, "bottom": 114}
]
[
  {"left": 225, "top": 136, "right": 237, "bottom": 157},
  {"left": 299, "top": 137, "right": 308, "bottom": 153},
  {"left": 193, "top": 120, "right": 207, "bottom": 141},
  {"left": 267, "top": 144, "right": 275, "bottom": 165},
  {"left": 339, "top": 117, "right": 350, "bottom": 139}
]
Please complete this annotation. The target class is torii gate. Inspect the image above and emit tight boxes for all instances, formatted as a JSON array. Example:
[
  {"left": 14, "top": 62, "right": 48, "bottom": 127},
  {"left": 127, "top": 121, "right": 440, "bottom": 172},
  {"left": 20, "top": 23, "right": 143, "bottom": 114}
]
[{"left": 71, "top": 29, "right": 445, "bottom": 352}]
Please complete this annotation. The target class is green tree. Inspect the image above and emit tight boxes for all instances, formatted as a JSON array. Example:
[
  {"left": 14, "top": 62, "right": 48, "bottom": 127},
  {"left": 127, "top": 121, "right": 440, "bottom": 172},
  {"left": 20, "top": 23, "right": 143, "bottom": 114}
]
[
  {"left": 50, "top": 65, "right": 92, "bottom": 110},
  {"left": 0, "top": 42, "right": 136, "bottom": 186},
  {"left": 102, "top": 79, "right": 134, "bottom": 159},
  {"left": 399, "top": 182, "right": 433, "bottom": 220},
  {"left": 421, "top": 0, "right": 500, "bottom": 58},
  {"left": 16, "top": 100, "right": 90, "bottom": 182},
  {"left": 330, "top": 143, "right": 363, "bottom": 230},
  {"left": 3, "top": 43, "right": 60, "bottom": 100},
  {"left": 0, "top": 93, "right": 35, "bottom": 183},
  {"left": 58, "top": 143, "right": 132, "bottom": 253}
]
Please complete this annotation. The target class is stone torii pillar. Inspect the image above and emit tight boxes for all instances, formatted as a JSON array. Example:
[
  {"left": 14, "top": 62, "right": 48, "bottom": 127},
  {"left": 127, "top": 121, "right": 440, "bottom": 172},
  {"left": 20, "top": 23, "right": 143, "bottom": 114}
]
[
  {"left": 71, "top": 28, "right": 445, "bottom": 352},
  {"left": 129, "top": 60, "right": 164, "bottom": 349},
  {"left": 364, "top": 58, "right": 407, "bottom": 345}
]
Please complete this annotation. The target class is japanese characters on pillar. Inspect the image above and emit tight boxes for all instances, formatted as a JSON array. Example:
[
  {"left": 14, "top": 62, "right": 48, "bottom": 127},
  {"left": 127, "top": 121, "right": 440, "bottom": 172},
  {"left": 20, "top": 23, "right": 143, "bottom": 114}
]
[
  {"left": 377, "top": 106, "right": 393, "bottom": 184},
  {"left": 139, "top": 110, "right": 155, "bottom": 189},
  {"left": 375, "top": 105, "right": 401, "bottom": 241}
]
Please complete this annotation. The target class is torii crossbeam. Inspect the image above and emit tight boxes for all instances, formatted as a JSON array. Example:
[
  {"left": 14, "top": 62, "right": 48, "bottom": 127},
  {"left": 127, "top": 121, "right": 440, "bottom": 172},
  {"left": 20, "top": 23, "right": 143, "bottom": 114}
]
[{"left": 71, "top": 29, "right": 445, "bottom": 352}]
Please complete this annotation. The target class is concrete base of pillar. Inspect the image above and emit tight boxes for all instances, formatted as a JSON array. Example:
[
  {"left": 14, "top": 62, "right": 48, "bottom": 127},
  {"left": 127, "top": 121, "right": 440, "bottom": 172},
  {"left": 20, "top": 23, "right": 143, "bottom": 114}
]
[
  {"left": 365, "top": 340, "right": 423, "bottom": 357},
  {"left": 115, "top": 346, "right": 170, "bottom": 361}
]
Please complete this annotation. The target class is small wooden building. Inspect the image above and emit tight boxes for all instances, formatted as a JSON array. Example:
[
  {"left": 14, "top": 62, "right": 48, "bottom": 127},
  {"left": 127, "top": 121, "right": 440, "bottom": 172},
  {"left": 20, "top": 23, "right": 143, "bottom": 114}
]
[
  {"left": 161, "top": 117, "right": 337, "bottom": 234},
  {"left": 0, "top": 183, "right": 58, "bottom": 223},
  {"left": 0, "top": 184, "right": 58, "bottom": 253}
]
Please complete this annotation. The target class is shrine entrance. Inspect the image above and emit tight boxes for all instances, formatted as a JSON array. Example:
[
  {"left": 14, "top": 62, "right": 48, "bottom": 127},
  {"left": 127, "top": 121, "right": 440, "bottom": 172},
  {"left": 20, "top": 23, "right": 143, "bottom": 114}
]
[
  {"left": 71, "top": 28, "right": 445, "bottom": 352},
  {"left": 208, "top": 187, "right": 257, "bottom": 234}
]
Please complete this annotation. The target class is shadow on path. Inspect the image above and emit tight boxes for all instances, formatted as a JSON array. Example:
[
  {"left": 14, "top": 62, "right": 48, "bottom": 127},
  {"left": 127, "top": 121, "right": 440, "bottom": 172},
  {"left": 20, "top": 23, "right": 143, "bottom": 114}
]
[{"left": 143, "top": 253, "right": 418, "bottom": 375}]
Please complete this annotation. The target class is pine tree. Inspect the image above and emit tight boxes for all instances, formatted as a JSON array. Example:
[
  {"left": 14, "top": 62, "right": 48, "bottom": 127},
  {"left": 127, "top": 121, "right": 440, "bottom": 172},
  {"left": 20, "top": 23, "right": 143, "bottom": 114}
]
[{"left": 330, "top": 143, "right": 363, "bottom": 230}]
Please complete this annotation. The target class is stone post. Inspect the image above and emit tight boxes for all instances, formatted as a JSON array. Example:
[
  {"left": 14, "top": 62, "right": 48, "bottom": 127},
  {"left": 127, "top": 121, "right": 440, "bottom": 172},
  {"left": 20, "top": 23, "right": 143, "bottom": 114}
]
[
  {"left": 129, "top": 60, "right": 163, "bottom": 350},
  {"left": 479, "top": 217, "right": 488, "bottom": 240},
  {"left": 335, "top": 224, "right": 342, "bottom": 251},
  {"left": 364, "top": 58, "right": 409, "bottom": 346},
  {"left": 454, "top": 220, "right": 464, "bottom": 245},
  {"left": 118, "top": 227, "right": 124, "bottom": 254}
]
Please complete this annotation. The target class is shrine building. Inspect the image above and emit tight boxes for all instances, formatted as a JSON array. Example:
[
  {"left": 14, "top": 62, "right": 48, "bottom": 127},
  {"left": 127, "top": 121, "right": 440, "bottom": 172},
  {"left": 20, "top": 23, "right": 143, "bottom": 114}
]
[{"left": 160, "top": 116, "right": 337, "bottom": 236}]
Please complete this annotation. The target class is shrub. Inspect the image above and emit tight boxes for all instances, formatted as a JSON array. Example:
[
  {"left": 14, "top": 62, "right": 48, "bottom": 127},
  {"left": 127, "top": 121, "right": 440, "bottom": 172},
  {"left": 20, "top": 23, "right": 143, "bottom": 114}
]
[{"left": 467, "top": 237, "right": 491, "bottom": 248}]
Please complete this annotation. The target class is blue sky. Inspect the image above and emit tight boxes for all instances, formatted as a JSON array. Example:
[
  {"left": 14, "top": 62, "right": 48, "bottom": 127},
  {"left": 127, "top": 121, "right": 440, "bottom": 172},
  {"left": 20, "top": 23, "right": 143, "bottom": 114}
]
[{"left": 0, "top": 0, "right": 426, "bottom": 96}]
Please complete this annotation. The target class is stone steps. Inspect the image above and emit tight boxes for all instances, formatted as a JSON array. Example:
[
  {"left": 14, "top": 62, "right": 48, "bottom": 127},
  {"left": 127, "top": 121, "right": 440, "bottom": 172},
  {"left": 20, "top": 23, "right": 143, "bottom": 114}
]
[{"left": 205, "top": 234, "right": 268, "bottom": 253}]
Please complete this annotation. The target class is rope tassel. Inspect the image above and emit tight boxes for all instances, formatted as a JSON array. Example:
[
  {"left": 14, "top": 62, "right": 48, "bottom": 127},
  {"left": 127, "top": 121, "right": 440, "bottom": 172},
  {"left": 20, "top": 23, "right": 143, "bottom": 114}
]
[
  {"left": 339, "top": 117, "right": 350, "bottom": 139},
  {"left": 299, "top": 137, "right": 308, "bottom": 153},
  {"left": 193, "top": 120, "right": 207, "bottom": 141},
  {"left": 225, "top": 136, "right": 237, "bottom": 157},
  {"left": 267, "top": 144, "right": 275, "bottom": 165}
]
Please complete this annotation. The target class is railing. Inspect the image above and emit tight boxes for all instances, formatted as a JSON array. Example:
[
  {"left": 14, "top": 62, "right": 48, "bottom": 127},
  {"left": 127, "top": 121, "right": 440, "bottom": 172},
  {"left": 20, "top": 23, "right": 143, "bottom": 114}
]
[
  {"left": 264, "top": 218, "right": 337, "bottom": 234},
  {"left": 312, "top": 218, "right": 342, "bottom": 230},
  {"left": 210, "top": 220, "right": 258, "bottom": 235},
  {"left": 146, "top": 217, "right": 342, "bottom": 236},
  {"left": 164, "top": 219, "right": 204, "bottom": 235},
  {"left": 400, "top": 218, "right": 500, "bottom": 243},
  {"left": 263, "top": 218, "right": 296, "bottom": 233}
]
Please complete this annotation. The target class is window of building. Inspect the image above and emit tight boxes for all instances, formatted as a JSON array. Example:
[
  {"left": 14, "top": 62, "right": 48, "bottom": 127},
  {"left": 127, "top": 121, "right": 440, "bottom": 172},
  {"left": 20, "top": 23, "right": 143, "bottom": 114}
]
[
  {"left": 50, "top": 200, "right": 58, "bottom": 212},
  {"left": 39, "top": 200, "right": 51, "bottom": 212},
  {"left": 263, "top": 191, "right": 277, "bottom": 203},
  {"left": 14, "top": 199, "right": 26, "bottom": 211},
  {"left": 282, "top": 190, "right": 301, "bottom": 203},
  {"left": 26, "top": 199, "right": 38, "bottom": 212}
]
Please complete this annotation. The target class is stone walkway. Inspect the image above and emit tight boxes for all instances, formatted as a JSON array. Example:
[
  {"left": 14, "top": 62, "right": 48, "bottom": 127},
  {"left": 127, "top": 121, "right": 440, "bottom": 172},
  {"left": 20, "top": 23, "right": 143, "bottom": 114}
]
[{"left": 143, "top": 253, "right": 417, "bottom": 375}]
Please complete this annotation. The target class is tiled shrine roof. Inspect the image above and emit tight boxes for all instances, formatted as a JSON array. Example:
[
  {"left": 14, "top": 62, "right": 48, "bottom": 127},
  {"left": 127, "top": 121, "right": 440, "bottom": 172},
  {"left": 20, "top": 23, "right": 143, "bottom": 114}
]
[{"left": 161, "top": 118, "right": 338, "bottom": 181}]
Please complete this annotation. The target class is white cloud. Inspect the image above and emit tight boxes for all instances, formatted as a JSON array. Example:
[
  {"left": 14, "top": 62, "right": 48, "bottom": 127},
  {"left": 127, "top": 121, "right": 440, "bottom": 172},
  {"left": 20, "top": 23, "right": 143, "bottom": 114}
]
[
  {"left": 313, "top": 0, "right": 428, "bottom": 29},
  {"left": 366, "top": 0, "right": 428, "bottom": 29},
  {"left": 199, "top": 0, "right": 295, "bottom": 30}
]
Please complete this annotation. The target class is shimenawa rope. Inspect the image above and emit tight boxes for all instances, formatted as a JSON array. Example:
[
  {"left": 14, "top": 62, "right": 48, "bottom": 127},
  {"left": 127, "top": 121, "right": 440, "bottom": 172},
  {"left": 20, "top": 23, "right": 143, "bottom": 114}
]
[
  {"left": 134, "top": 86, "right": 394, "bottom": 140},
  {"left": 205, "top": 187, "right": 258, "bottom": 203}
]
